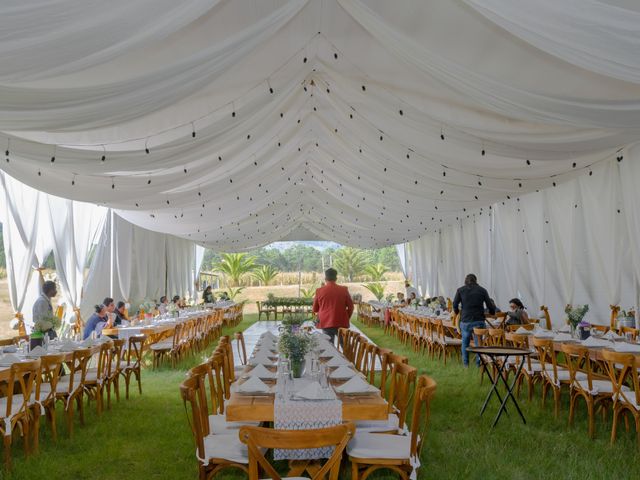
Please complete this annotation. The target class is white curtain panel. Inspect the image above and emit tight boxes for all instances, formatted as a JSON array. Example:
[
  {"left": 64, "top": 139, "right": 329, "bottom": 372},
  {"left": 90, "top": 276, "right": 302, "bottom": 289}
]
[
  {"left": 405, "top": 155, "right": 640, "bottom": 327},
  {"left": 462, "top": 0, "right": 640, "bottom": 84},
  {"left": 113, "top": 213, "right": 134, "bottom": 302},
  {"left": 81, "top": 213, "right": 112, "bottom": 320},
  {"left": 0, "top": 172, "right": 39, "bottom": 323}
]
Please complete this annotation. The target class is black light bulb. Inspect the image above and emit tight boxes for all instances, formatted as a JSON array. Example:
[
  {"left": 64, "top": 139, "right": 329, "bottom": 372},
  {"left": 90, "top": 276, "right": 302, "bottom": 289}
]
[{"left": 145, "top": 147, "right": 150, "bottom": 154}]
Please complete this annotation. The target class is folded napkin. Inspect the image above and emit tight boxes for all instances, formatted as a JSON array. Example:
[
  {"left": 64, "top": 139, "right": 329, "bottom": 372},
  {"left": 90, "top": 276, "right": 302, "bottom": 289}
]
[
  {"left": 237, "top": 376, "right": 270, "bottom": 394},
  {"left": 326, "top": 356, "right": 349, "bottom": 367},
  {"left": 533, "top": 330, "right": 555, "bottom": 338},
  {"left": 29, "top": 346, "right": 47, "bottom": 357},
  {"left": 581, "top": 336, "right": 612, "bottom": 348},
  {"left": 558, "top": 325, "right": 571, "bottom": 333},
  {"left": 248, "top": 363, "right": 276, "bottom": 379},
  {"left": 335, "top": 375, "right": 377, "bottom": 394},
  {"left": 0, "top": 353, "right": 23, "bottom": 365},
  {"left": 613, "top": 342, "right": 640, "bottom": 353},
  {"left": 315, "top": 332, "right": 331, "bottom": 341},
  {"left": 80, "top": 338, "right": 93, "bottom": 347},
  {"left": 604, "top": 331, "right": 623, "bottom": 341},
  {"left": 553, "top": 333, "right": 573, "bottom": 342},
  {"left": 515, "top": 327, "right": 531, "bottom": 335},
  {"left": 2, "top": 346, "right": 17, "bottom": 353},
  {"left": 249, "top": 355, "right": 276, "bottom": 366},
  {"left": 329, "top": 365, "right": 357, "bottom": 379},
  {"left": 294, "top": 381, "right": 334, "bottom": 400}
]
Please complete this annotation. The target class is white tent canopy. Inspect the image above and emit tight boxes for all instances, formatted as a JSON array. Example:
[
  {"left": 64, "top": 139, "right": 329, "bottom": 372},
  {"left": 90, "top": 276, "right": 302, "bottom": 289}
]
[{"left": 1, "top": 0, "right": 640, "bottom": 251}]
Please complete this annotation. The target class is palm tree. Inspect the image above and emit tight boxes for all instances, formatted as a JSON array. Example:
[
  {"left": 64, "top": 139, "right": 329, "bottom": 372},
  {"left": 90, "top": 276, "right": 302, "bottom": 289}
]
[
  {"left": 333, "top": 247, "right": 369, "bottom": 282},
  {"left": 215, "top": 252, "right": 256, "bottom": 286},
  {"left": 364, "top": 263, "right": 389, "bottom": 282},
  {"left": 362, "top": 282, "right": 385, "bottom": 301},
  {"left": 252, "top": 264, "right": 279, "bottom": 286}
]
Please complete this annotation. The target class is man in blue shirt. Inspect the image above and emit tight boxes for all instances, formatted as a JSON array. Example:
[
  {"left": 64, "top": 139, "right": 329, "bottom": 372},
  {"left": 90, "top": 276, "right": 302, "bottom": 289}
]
[{"left": 453, "top": 274, "right": 495, "bottom": 367}]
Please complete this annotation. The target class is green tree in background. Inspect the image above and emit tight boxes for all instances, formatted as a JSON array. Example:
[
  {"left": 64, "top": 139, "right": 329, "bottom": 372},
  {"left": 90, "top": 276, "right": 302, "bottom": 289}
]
[
  {"left": 252, "top": 264, "right": 279, "bottom": 286},
  {"left": 333, "top": 247, "right": 369, "bottom": 282},
  {"left": 364, "top": 263, "right": 389, "bottom": 281},
  {"left": 215, "top": 252, "right": 256, "bottom": 286}
]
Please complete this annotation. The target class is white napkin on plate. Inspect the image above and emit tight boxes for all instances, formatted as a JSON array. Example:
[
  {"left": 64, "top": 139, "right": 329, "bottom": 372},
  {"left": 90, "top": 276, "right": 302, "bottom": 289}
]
[
  {"left": 326, "top": 356, "right": 349, "bottom": 367},
  {"left": 553, "top": 333, "right": 573, "bottom": 342},
  {"left": 237, "top": 376, "right": 270, "bottom": 394},
  {"left": 604, "top": 331, "right": 623, "bottom": 341},
  {"left": 249, "top": 355, "right": 276, "bottom": 366},
  {"left": 515, "top": 327, "right": 531, "bottom": 335},
  {"left": 29, "top": 346, "right": 47, "bottom": 357},
  {"left": 335, "top": 375, "right": 377, "bottom": 394},
  {"left": 248, "top": 363, "right": 276, "bottom": 379},
  {"left": 533, "top": 330, "right": 555, "bottom": 338},
  {"left": 0, "top": 353, "right": 22, "bottom": 365},
  {"left": 581, "top": 336, "right": 612, "bottom": 348},
  {"left": 294, "top": 381, "right": 333, "bottom": 400},
  {"left": 613, "top": 342, "right": 640, "bottom": 353},
  {"left": 330, "top": 365, "right": 356, "bottom": 379},
  {"left": 558, "top": 325, "right": 571, "bottom": 333}
]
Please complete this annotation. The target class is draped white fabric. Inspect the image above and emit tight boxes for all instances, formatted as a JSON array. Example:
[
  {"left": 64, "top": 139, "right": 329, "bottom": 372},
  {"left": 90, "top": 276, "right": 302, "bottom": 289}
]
[
  {"left": 1, "top": 0, "right": 640, "bottom": 251},
  {"left": 462, "top": 0, "right": 640, "bottom": 84},
  {"left": 81, "top": 212, "right": 197, "bottom": 318},
  {"left": 405, "top": 154, "right": 640, "bottom": 327},
  {"left": 47, "top": 197, "right": 106, "bottom": 323}
]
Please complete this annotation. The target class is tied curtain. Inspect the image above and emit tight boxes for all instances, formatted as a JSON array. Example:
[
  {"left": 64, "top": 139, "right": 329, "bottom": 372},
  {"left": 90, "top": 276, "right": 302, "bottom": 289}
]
[
  {"left": 405, "top": 152, "right": 639, "bottom": 328},
  {"left": 0, "top": 171, "right": 106, "bottom": 330}
]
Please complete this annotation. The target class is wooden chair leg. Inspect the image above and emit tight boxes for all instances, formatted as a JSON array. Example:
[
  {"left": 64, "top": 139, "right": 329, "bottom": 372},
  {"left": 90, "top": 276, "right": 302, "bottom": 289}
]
[
  {"left": 587, "top": 399, "right": 595, "bottom": 439},
  {"left": 31, "top": 407, "right": 40, "bottom": 455},
  {"left": 611, "top": 407, "right": 620, "bottom": 444},
  {"left": 4, "top": 434, "right": 12, "bottom": 470},
  {"left": 48, "top": 406, "right": 58, "bottom": 442}
]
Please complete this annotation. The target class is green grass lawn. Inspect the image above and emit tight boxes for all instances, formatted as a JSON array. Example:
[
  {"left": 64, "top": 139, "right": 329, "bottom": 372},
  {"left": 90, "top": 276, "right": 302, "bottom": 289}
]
[{"left": 5, "top": 314, "right": 640, "bottom": 480}]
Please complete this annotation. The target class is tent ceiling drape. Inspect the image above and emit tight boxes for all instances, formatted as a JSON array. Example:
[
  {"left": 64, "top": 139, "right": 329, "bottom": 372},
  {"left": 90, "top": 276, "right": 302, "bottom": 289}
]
[{"left": 1, "top": 0, "right": 640, "bottom": 250}]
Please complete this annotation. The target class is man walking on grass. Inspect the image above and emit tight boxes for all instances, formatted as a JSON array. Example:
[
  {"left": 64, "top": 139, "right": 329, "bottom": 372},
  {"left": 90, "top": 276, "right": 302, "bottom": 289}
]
[{"left": 313, "top": 268, "right": 354, "bottom": 343}]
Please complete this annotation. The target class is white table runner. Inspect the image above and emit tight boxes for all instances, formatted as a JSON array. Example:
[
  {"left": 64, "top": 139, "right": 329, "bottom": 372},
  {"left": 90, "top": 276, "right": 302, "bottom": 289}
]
[{"left": 273, "top": 378, "right": 342, "bottom": 460}]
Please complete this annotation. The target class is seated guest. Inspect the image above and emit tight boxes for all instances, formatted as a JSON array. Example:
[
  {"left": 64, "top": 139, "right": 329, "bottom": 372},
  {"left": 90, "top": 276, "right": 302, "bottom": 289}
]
[
  {"left": 408, "top": 292, "right": 418, "bottom": 304},
  {"left": 202, "top": 286, "right": 215, "bottom": 304},
  {"left": 437, "top": 296, "right": 447, "bottom": 310},
  {"left": 113, "top": 301, "right": 127, "bottom": 326},
  {"left": 219, "top": 291, "right": 230, "bottom": 301},
  {"left": 83, "top": 304, "right": 107, "bottom": 340},
  {"left": 171, "top": 295, "right": 181, "bottom": 306},
  {"left": 178, "top": 297, "right": 187, "bottom": 308},
  {"left": 505, "top": 298, "right": 529, "bottom": 326},
  {"left": 158, "top": 296, "right": 169, "bottom": 314},
  {"left": 395, "top": 292, "right": 406, "bottom": 306}
]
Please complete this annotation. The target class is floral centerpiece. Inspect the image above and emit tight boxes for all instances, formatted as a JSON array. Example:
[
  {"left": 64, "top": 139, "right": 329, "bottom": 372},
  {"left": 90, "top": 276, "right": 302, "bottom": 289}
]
[
  {"left": 428, "top": 299, "right": 441, "bottom": 310},
  {"left": 565, "top": 304, "right": 589, "bottom": 332},
  {"left": 138, "top": 300, "right": 156, "bottom": 315},
  {"left": 167, "top": 302, "right": 179, "bottom": 316},
  {"left": 278, "top": 330, "right": 316, "bottom": 378},
  {"left": 617, "top": 308, "right": 636, "bottom": 328},
  {"left": 32, "top": 313, "right": 60, "bottom": 338}
]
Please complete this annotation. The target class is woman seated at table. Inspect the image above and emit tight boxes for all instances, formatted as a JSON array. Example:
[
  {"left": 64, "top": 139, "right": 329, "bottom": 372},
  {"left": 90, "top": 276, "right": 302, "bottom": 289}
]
[
  {"left": 202, "top": 286, "right": 215, "bottom": 304},
  {"left": 505, "top": 298, "right": 529, "bottom": 327},
  {"left": 395, "top": 292, "right": 407, "bottom": 306},
  {"left": 171, "top": 295, "right": 181, "bottom": 306},
  {"left": 158, "top": 296, "right": 169, "bottom": 314},
  {"left": 113, "top": 301, "right": 127, "bottom": 326},
  {"left": 83, "top": 304, "right": 108, "bottom": 339}
]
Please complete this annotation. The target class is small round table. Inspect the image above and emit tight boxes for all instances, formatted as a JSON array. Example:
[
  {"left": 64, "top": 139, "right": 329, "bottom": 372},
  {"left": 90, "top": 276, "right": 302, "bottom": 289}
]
[{"left": 467, "top": 346, "right": 531, "bottom": 428}]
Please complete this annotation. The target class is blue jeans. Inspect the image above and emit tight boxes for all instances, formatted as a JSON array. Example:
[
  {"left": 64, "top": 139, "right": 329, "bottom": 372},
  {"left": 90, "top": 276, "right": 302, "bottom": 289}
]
[{"left": 460, "top": 320, "right": 486, "bottom": 366}]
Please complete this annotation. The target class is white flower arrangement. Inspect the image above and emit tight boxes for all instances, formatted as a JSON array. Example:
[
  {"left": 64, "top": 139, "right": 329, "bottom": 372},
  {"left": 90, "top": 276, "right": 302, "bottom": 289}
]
[
  {"left": 138, "top": 300, "right": 156, "bottom": 313},
  {"left": 429, "top": 299, "right": 440, "bottom": 310}
]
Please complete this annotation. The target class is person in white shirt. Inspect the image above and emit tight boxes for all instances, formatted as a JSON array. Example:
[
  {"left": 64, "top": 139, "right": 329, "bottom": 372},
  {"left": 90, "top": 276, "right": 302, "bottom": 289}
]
[{"left": 404, "top": 281, "right": 419, "bottom": 301}]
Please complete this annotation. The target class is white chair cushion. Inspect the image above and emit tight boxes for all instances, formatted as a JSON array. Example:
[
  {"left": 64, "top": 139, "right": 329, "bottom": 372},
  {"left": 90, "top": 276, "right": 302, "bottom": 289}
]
[
  {"left": 203, "top": 433, "right": 249, "bottom": 464},
  {"left": 543, "top": 368, "right": 586, "bottom": 382},
  {"left": 347, "top": 432, "right": 411, "bottom": 460},
  {"left": 208, "top": 414, "right": 259, "bottom": 434},
  {"left": 619, "top": 391, "right": 640, "bottom": 410},
  {"left": 150, "top": 341, "right": 172, "bottom": 351},
  {"left": 523, "top": 362, "right": 543, "bottom": 374},
  {"left": 575, "top": 379, "right": 629, "bottom": 396},
  {"left": 355, "top": 413, "right": 401, "bottom": 433},
  {"left": 0, "top": 395, "right": 28, "bottom": 418},
  {"left": 441, "top": 337, "right": 461, "bottom": 346}
]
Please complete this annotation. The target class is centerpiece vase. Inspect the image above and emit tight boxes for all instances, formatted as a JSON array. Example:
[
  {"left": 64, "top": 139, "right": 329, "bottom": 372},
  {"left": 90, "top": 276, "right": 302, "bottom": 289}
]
[{"left": 290, "top": 358, "right": 304, "bottom": 378}]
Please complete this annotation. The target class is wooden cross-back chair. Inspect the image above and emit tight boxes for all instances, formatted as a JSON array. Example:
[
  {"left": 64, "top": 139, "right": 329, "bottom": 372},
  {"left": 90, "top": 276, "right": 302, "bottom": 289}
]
[
  {"left": 353, "top": 336, "right": 369, "bottom": 373},
  {"left": 539, "top": 306, "right": 552, "bottom": 330},
  {"left": 601, "top": 350, "right": 640, "bottom": 448},
  {"left": 505, "top": 333, "right": 542, "bottom": 401},
  {"left": 105, "top": 338, "right": 125, "bottom": 409},
  {"left": 561, "top": 343, "right": 615, "bottom": 439},
  {"left": 431, "top": 318, "right": 462, "bottom": 365},
  {"left": 1, "top": 358, "right": 40, "bottom": 469},
  {"left": 180, "top": 376, "right": 249, "bottom": 480},
  {"left": 34, "top": 353, "right": 65, "bottom": 443},
  {"left": 121, "top": 334, "right": 146, "bottom": 399},
  {"left": 55, "top": 347, "right": 91, "bottom": 438},
  {"left": 348, "top": 375, "right": 437, "bottom": 480},
  {"left": 356, "top": 360, "right": 416, "bottom": 435},
  {"left": 239, "top": 422, "right": 355, "bottom": 480},
  {"left": 84, "top": 340, "right": 113, "bottom": 415},
  {"left": 234, "top": 331, "right": 248, "bottom": 366}
]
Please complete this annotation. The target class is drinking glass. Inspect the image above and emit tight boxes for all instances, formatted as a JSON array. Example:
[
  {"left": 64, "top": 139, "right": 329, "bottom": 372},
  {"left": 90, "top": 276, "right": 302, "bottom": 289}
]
[{"left": 319, "top": 364, "right": 329, "bottom": 390}]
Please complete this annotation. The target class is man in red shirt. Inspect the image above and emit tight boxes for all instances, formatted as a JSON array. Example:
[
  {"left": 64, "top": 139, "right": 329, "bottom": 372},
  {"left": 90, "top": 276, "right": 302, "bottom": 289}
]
[{"left": 313, "top": 268, "right": 354, "bottom": 343}]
